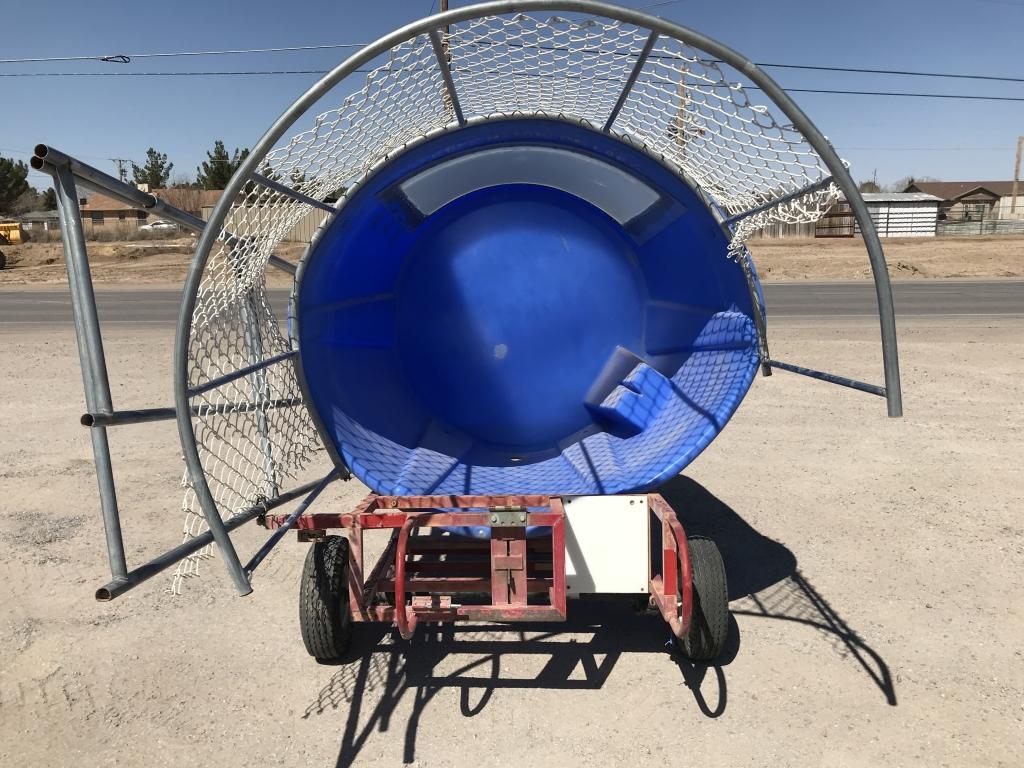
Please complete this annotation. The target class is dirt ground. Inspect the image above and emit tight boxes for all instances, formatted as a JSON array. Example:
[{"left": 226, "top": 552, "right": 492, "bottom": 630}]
[
  {"left": 0, "top": 238, "right": 305, "bottom": 286},
  {"left": 0, "top": 235, "right": 1021, "bottom": 284},
  {"left": 1, "top": 313, "right": 1021, "bottom": 767}
]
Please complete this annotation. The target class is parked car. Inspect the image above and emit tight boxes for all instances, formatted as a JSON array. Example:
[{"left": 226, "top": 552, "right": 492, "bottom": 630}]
[{"left": 139, "top": 219, "right": 177, "bottom": 232}]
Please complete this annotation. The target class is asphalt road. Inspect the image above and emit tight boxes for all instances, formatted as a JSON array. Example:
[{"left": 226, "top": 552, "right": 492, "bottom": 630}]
[{"left": 0, "top": 280, "right": 1020, "bottom": 326}]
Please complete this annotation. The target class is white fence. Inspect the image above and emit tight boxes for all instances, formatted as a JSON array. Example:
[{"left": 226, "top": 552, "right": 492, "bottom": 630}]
[
  {"left": 857, "top": 202, "right": 938, "bottom": 238},
  {"left": 938, "top": 218, "right": 1024, "bottom": 237},
  {"left": 201, "top": 205, "right": 326, "bottom": 244}
]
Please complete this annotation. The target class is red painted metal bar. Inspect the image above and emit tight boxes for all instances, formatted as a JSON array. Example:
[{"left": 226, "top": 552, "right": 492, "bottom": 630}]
[
  {"left": 264, "top": 510, "right": 563, "bottom": 530},
  {"left": 346, "top": 495, "right": 378, "bottom": 619},
  {"left": 357, "top": 604, "right": 566, "bottom": 623},
  {"left": 408, "top": 538, "right": 553, "bottom": 553},
  {"left": 278, "top": 492, "right": 574, "bottom": 633},
  {"left": 399, "top": 560, "right": 552, "bottom": 576},
  {"left": 374, "top": 494, "right": 552, "bottom": 509},
  {"left": 647, "top": 494, "right": 693, "bottom": 639},
  {"left": 393, "top": 515, "right": 420, "bottom": 640},
  {"left": 378, "top": 577, "right": 552, "bottom": 593},
  {"left": 460, "top": 605, "right": 565, "bottom": 621},
  {"left": 549, "top": 498, "right": 567, "bottom": 617}
]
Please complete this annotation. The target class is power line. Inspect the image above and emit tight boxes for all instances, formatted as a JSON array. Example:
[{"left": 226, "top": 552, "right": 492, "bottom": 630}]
[
  {"left": 0, "top": 69, "right": 345, "bottom": 77},
  {"left": 0, "top": 42, "right": 367, "bottom": 65},
  {"left": 836, "top": 146, "right": 1014, "bottom": 151},
  {"left": 2, "top": 68, "right": 1022, "bottom": 102},
  {"left": 749, "top": 87, "right": 1024, "bottom": 103},
  {"left": 733, "top": 61, "right": 1024, "bottom": 85},
  {"left": 2, "top": 41, "right": 1023, "bottom": 85}
]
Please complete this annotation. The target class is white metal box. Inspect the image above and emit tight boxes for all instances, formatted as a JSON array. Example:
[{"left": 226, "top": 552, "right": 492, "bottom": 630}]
[{"left": 563, "top": 495, "right": 649, "bottom": 595}]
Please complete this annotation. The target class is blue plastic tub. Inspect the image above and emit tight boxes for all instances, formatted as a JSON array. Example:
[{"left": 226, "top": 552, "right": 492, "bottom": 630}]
[{"left": 296, "top": 118, "right": 760, "bottom": 504}]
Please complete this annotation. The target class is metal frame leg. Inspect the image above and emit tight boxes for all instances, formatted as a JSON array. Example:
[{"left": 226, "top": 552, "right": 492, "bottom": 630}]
[{"left": 50, "top": 163, "right": 128, "bottom": 581}]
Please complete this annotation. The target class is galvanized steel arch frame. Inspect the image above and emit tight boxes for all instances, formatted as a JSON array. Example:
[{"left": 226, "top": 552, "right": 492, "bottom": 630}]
[{"left": 175, "top": 0, "right": 903, "bottom": 594}]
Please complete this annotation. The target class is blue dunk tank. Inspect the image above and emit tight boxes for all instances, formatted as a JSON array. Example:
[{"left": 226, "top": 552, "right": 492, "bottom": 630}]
[
  {"left": 297, "top": 118, "right": 760, "bottom": 502},
  {"left": 166, "top": 3, "right": 899, "bottom": 661}
]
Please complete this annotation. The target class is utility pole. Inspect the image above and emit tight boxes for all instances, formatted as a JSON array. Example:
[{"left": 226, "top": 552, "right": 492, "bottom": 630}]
[
  {"left": 1012, "top": 135, "right": 1022, "bottom": 216},
  {"left": 110, "top": 158, "right": 130, "bottom": 183}
]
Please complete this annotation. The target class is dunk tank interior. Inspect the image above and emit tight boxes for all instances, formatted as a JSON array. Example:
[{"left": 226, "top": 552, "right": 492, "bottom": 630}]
[{"left": 34, "top": 1, "right": 902, "bottom": 662}]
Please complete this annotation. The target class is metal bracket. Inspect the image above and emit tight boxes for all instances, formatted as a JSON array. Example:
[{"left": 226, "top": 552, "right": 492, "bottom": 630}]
[{"left": 488, "top": 507, "right": 529, "bottom": 526}]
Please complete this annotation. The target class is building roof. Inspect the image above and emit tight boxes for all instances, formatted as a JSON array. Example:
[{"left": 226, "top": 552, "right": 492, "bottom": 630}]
[
  {"left": 859, "top": 192, "right": 942, "bottom": 203},
  {"left": 905, "top": 181, "right": 1020, "bottom": 200},
  {"left": 19, "top": 210, "right": 61, "bottom": 221}
]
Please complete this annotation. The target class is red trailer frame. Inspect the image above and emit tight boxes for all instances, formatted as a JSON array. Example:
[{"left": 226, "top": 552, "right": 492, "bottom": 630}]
[{"left": 260, "top": 493, "right": 693, "bottom": 641}]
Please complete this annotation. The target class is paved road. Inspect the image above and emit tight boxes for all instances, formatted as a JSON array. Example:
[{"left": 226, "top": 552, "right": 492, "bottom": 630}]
[{"left": 0, "top": 280, "right": 1020, "bottom": 326}]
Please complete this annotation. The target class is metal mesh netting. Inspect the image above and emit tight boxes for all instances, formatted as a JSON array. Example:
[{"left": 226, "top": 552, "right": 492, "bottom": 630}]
[{"left": 174, "top": 11, "right": 839, "bottom": 590}]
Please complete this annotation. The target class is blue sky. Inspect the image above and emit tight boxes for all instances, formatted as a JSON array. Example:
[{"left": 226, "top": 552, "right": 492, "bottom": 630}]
[{"left": 3, "top": 0, "right": 1022, "bottom": 192}]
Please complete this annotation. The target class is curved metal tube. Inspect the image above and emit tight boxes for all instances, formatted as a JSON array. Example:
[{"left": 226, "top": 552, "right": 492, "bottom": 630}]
[
  {"left": 175, "top": 0, "right": 904, "bottom": 593},
  {"left": 393, "top": 516, "right": 421, "bottom": 640},
  {"left": 667, "top": 515, "right": 694, "bottom": 638}
]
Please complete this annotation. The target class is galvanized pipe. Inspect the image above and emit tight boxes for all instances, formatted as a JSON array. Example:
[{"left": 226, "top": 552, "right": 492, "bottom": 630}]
[
  {"left": 33, "top": 145, "right": 208, "bottom": 233},
  {"left": 767, "top": 359, "right": 886, "bottom": 397},
  {"left": 81, "top": 397, "right": 303, "bottom": 428},
  {"left": 32, "top": 146, "right": 299, "bottom": 278},
  {"left": 243, "top": 470, "right": 337, "bottom": 577},
  {"left": 95, "top": 476, "right": 332, "bottom": 601},
  {"left": 49, "top": 162, "right": 128, "bottom": 581},
  {"left": 722, "top": 175, "right": 836, "bottom": 227},
  {"left": 604, "top": 30, "right": 658, "bottom": 132},
  {"left": 186, "top": 349, "right": 297, "bottom": 398},
  {"left": 268, "top": 254, "right": 298, "bottom": 275},
  {"left": 250, "top": 173, "right": 337, "bottom": 214},
  {"left": 428, "top": 29, "right": 467, "bottom": 127}
]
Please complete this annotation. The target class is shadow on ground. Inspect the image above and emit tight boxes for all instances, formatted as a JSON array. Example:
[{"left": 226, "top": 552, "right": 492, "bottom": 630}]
[
  {"left": 661, "top": 476, "right": 897, "bottom": 708},
  {"left": 306, "top": 476, "right": 895, "bottom": 766}
]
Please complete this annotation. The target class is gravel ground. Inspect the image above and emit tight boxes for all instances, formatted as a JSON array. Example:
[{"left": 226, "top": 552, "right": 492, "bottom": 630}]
[
  {"left": 2, "top": 236, "right": 1022, "bottom": 284},
  {"left": 0, "top": 315, "right": 1021, "bottom": 767}
]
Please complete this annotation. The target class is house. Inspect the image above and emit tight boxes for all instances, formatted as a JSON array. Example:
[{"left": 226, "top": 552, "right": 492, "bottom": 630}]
[
  {"left": 79, "top": 188, "right": 224, "bottom": 233},
  {"left": 904, "top": 181, "right": 1024, "bottom": 221},
  {"left": 79, "top": 191, "right": 149, "bottom": 231},
  {"left": 19, "top": 210, "right": 61, "bottom": 233}
]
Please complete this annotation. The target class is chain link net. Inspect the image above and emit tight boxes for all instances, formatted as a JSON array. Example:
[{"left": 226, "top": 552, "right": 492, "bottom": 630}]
[{"left": 174, "top": 11, "right": 840, "bottom": 591}]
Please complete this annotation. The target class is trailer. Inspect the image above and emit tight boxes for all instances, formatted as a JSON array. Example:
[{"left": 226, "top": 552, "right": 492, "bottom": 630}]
[{"left": 33, "top": 1, "right": 901, "bottom": 666}]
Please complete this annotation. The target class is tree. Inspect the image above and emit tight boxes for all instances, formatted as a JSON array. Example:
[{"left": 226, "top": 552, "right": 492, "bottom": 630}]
[
  {"left": 131, "top": 147, "right": 173, "bottom": 188},
  {"left": 158, "top": 175, "right": 205, "bottom": 216},
  {"left": 11, "top": 189, "right": 41, "bottom": 215},
  {"left": 858, "top": 180, "right": 882, "bottom": 193},
  {"left": 41, "top": 188, "right": 57, "bottom": 210},
  {"left": 887, "top": 175, "right": 940, "bottom": 193},
  {"left": 0, "top": 155, "right": 31, "bottom": 215},
  {"left": 195, "top": 140, "right": 250, "bottom": 190}
]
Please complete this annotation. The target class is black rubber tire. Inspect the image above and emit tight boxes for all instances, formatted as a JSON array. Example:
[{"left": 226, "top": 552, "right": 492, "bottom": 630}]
[
  {"left": 299, "top": 536, "right": 353, "bottom": 661},
  {"left": 0, "top": 250, "right": 6, "bottom": 270},
  {"left": 677, "top": 536, "right": 729, "bottom": 661}
]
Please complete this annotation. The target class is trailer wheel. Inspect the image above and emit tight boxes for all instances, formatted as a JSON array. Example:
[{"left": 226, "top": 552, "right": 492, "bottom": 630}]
[
  {"left": 677, "top": 537, "right": 729, "bottom": 661},
  {"left": 299, "top": 535, "right": 353, "bottom": 661}
]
